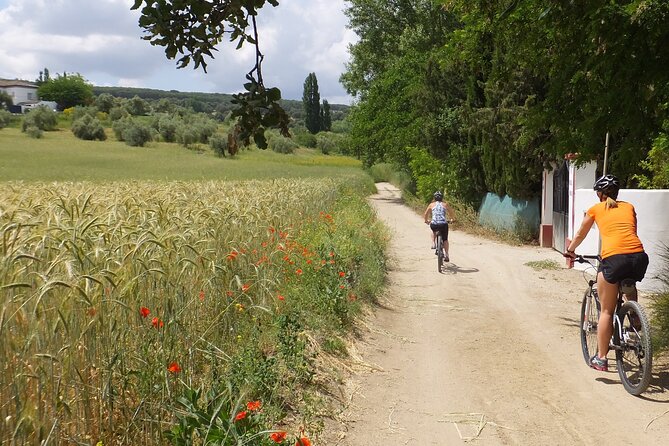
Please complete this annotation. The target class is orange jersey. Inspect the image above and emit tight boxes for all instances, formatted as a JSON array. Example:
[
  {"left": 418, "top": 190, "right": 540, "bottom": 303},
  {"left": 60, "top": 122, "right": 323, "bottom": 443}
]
[{"left": 586, "top": 201, "right": 644, "bottom": 259}]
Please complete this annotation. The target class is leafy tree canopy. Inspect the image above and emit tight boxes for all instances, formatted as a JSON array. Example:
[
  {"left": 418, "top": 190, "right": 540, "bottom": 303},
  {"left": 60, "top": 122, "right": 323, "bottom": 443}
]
[
  {"left": 37, "top": 73, "right": 94, "bottom": 110},
  {"left": 131, "top": 0, "right": 289, "bottom": 149}
]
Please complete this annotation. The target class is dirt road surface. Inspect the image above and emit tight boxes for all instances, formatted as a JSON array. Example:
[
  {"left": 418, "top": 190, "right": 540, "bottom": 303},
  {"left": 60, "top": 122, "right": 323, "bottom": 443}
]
[{"left": 324, "top": 183, "right": 669, "bottom": 445}]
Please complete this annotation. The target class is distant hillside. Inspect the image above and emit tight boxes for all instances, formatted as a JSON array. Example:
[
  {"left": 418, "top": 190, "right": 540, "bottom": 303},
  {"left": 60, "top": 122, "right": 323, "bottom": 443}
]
[{"left": 92, "top": 86, "right": 350, "bottom": 123}]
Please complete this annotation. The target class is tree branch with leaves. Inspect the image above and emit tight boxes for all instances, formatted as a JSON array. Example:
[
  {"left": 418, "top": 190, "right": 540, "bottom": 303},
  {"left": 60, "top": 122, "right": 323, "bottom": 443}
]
[{"left": 131, "top": 0, "right": 290, "bottom": 151}]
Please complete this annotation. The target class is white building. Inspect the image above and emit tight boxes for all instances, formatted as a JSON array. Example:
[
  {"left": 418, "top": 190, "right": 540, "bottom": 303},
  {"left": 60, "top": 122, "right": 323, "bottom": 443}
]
[
  {"left": 541, "top": 157, "right": 669, "bottom": 292},
  {"left": 0, "top": 79, "right": 39, "bottom": 104}
]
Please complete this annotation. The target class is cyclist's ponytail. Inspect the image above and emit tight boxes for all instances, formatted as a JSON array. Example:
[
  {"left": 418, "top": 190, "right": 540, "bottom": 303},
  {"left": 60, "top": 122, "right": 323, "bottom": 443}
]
[{"left": 605, "top": 196, "right": 618, "bottom": 209}]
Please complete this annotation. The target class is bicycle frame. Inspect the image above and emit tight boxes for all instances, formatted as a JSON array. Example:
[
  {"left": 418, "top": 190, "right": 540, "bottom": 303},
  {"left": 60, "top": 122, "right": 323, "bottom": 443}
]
[{"left": 575, "top": 254, "right": 652, "bottom": 395}]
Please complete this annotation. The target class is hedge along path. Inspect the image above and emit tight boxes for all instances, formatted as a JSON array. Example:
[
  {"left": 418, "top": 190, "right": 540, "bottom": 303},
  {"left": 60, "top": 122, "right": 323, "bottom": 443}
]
[{"left": 0, "top": 177, "right": 379, "bottom": 445}]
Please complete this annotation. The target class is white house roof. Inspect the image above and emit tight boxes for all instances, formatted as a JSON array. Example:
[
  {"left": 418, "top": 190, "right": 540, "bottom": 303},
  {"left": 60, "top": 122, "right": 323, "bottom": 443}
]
[{"left": 0, "top": 79, "right": 38, "bottom": 89}]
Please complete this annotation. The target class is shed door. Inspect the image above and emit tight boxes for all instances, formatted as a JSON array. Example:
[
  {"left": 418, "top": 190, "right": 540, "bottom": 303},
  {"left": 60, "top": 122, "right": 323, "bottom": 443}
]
[{"left": 552, "top": 161, "right": 569, "bottom": 251}]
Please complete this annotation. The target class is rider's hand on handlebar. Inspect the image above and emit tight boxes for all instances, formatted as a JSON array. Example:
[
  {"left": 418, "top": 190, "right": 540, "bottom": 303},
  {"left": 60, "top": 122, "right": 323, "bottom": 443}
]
[{"left": 563, "top": 250, "right": 576, "bottom": 259}]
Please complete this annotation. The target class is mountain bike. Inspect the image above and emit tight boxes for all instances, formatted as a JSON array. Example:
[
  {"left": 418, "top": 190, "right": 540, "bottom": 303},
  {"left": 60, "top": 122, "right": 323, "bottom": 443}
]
[
  {"left": 435, "top": 231, "right": 445, "bottom": 272},
  {"left": 576, "top": 254, "right": 652, "bottom": 395}
]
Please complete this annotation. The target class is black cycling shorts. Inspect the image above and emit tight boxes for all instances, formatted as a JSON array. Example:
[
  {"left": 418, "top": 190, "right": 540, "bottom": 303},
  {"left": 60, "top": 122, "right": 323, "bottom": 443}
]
[
  {"left": 600, "top": 252, "right": 649, "bottom": 284},
  {"left": 430, "top": 223, "right": 449, "bottom": 241}
]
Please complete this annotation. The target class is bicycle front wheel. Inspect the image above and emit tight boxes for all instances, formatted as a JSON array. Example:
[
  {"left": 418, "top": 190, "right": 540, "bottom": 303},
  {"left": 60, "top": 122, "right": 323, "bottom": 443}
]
[
  {"left": 616, "top": 301, "right": 652, "bottom": 396},
  {"left": 580, "top": 287, "right": 600, "bottom": 366}
]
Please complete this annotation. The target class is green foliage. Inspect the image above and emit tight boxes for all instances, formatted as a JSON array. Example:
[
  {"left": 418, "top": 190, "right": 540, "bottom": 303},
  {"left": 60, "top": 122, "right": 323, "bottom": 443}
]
[
  {"left": 0, "top": 109, "right": 12, "bottom": 129},
  {"left": 321, "top": 99, "right": 332, "bottom": 131},
  {"left": 316, "top": 132, "right": 348, "bottom": 155},
  {"left": 163, "top": 385, "right": 278, "bottom": 446},
  {"left": 71, "top": 115, "right": 107, "bottom": 141},
  {"left": 0, "top": 91, "right": 12, "bottom": 109},
  {"left": 209, "top": 133, "right": 228, "bottom": 157},
  {"left": 113, "top": 117, "right": 153, "bottom": 146},
  {"left": 125, "top": 95, "right": 150, "bottom": 116},
  {"left": 152, "top": 114, "right": 180, "bottom": 142},
  {"left": 37, "top": 73, "right": 94, "bottom": 109},
  {"left": 268, "top": 134, "right": 298, "bottom": 154},
  {"left": 21, "top": 106, "right": 58, "bottom": 132},
  {"left": 95, "top": 93, "right": 116, "bottom": 113},
  {"left": 24, "top": 125, "right": 43, "bottom": 138},
  {"left": 294, "top": 129, "right": 317, "bottom": 148},
  {"left": 109, "top": 106, "right": 129, "bottom": 121},
  {"left": 303, "top": 73, "right": 321, "bottom": 134},
  {"left": 407, "top": 146, "right": 446, "bottom": 202},
  {"left": 367, "top": 163, "right": 412, "bottom": 191},
  {"left": 651, "top": 245, "right": 669, "bottom": 353},
  {"left": 344, "top": 0, "right": 669, "bottom": 205},
  {"left": 634, "top": 120, "right": 669, "bottom": 188}
]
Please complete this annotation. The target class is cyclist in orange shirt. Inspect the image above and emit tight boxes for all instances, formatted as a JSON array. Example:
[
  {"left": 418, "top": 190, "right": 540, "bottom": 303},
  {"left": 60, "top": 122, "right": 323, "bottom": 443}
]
[{"left": 564, "top": 174, "right": 649, "bottom": 371}]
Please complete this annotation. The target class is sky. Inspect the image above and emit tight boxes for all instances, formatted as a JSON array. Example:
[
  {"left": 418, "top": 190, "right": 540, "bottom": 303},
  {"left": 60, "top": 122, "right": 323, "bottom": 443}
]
[{"left": 0, "top": 0, "right": 357, "bottom": 104}]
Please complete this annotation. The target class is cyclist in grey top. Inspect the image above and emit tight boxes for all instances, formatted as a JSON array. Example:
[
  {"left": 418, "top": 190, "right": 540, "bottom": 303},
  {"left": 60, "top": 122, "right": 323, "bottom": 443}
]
[{"left": 424, "top": 191, "right": 454, "bottom": 261}]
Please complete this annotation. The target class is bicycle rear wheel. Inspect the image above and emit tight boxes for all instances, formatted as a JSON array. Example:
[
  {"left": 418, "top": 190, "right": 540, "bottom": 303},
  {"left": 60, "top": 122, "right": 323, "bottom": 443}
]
[
  {"left": 436, "top": 234, "right": 443, "bottom": 272},
  {"left": 580, "top": 287, "right": 600, "bottom": 366},
  {"left": 615, "top": 301, "right": 652, "bottom": 396}
]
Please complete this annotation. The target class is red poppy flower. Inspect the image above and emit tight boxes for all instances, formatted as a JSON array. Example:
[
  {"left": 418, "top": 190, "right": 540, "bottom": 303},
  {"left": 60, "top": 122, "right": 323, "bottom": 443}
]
[
  {"left": 277, "top": 294, "right": 285, "bottom": 301},
  {"left": 140, "top": 307, "right": 150, "bottom": 318},
  {"left": 241, "top": 284, "right": 250, "bottom": 292},
  {"left": 329, "top": 251, "right": 335, "bottom": 257},
  {"left": 167, "top": 362, "right": 181, "bottom": 373},
  {"left": 234, "top": 410, "right": 247, "bottom": 422},
  {"left": 246, "top": 400, "right": 262, "bottom": 411},
  {"left": 198, "top": 290, "right": 205, "bottom": 301},
  {"left": 295, "top": 268, "right": 303, "bottom": 275},
  {"left": 338, "top": 271, "right": 345, "bottom": 277},
  {"left": 152, "top": 317, "right": 164, "bottom": 328},
  {"left": 226, "top": 290, "right": 234, "bottom": 297},
  {"left": 270, "top": 432, "right": 287, "bottom": 443},
  {"left": 227, "top": 251, "right": 238, "bottom": 261}
]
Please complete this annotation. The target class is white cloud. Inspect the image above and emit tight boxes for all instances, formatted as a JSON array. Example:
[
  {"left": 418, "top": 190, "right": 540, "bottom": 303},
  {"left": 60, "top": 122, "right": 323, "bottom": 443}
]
[{"left": 0, "top": 0, "right": 354, "bottom": 103}]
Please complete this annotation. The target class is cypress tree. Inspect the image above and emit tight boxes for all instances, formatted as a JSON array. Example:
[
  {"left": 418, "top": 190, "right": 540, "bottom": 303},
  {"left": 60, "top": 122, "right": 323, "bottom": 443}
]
[
  {"left": 320, "top": 99, "right": 332, "bottom": 131},
  {"left": 302, "top": 73, "right": 321, "bottom": 134}
]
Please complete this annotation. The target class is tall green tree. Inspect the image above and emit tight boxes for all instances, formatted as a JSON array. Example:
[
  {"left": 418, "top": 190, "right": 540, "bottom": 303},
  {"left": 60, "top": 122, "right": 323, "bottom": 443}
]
[
  {"left": 35, "top": 67, "right": 50, "bottom": 86},
  {"left": 320, "top": 100, "right": 332, "bottom": 131},
  {"left": 37, "top": 73, "right": 94, "bottom": 110},
  {"left": 302, "top": 73, "right": 321, "bottom": 134},
  {"left": 131, "top": 0, "right": 290, "bottom": 150}
]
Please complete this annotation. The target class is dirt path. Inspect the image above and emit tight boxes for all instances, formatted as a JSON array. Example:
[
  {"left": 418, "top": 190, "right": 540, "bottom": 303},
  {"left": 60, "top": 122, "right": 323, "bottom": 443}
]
[{"left": 324, "top": 183, "right": 669, "bottom": 445}]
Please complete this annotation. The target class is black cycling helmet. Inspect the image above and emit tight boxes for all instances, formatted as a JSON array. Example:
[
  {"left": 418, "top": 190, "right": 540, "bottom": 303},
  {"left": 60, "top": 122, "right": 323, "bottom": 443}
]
[
  {"left": 593, "top": 174, "right": 620, "bottom": 199},
  {"left": 433, "top": 191, "right": 443, "bottom": 201}
]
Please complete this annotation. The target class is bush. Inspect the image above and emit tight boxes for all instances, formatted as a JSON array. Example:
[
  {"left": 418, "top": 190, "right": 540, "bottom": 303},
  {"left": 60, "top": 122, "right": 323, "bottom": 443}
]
[
  {"left": 209, "top": 133, "right": 228, "bottom": 157},
  {"left": 112, "top": 117, "right": 152, "bottom": 146},
  {"left": 69, "top": 106, "right": 99, "bottom": 122},
  {"left": 153, "top": 114, "right": 180, "bottom": 142},
  {"left": 0, "top": 109, "right": 12, "bottom": 129},
  {"left": 294, "top": 131, "right": 317, "bottom": 148},
  {"left": 71, "top": 115, "right": 107, "bottom": 141},
  {"left": 109, "top": 106, "right": 128, "bottom": 121},
  {"left": 21, "top": 106, "right": 58, "bottom": 132},
  {"left": 24, "top": 125, "right": 43, "bottom": 138},
  {"left": 124, "top": 121, "right": 153, "bottom": 147},
  {"left": 316, "top": 132, "right": 348, "bottom": 155},
  {"left": 176, "top": 125, "right": 199, "bottom": 148},
  {"left": 268, "top": 135, "right": 298, "bottom": 154}
]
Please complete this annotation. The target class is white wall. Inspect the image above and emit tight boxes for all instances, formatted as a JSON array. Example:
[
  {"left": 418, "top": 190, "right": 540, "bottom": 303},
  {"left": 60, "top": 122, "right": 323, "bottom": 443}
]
[
  {"left": 572, "top": 189, "right": 669, "bottom": 292},
  {"left": 0, "top": 85, "right": 38, "bottom": 103},
  {"left": 541, "top": 169, "right": 554, "bottom": 225}
]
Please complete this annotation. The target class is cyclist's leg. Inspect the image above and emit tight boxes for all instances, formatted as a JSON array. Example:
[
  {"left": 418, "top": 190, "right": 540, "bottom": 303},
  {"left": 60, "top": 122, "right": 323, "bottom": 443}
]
[
  {"left": 429, "top": 224, "right": 437, "bottom": 248},
  {"left": 596, "top": 271, "right": 618, "bottom": 359},
  {"left": 442, "top": 224, "right": 450, "bottom": 259}
]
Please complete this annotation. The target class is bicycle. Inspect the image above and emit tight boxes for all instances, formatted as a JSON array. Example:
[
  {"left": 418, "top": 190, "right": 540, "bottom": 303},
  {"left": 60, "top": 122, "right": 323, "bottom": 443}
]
[
  {"left": 575, "top": 254, "right": 652, "bottom": 395},
  {"left": 435, "top": 231, "right": 445, "bottom": 272},
  {"left": 429, "top": 220, "right": 453, "bottom": 272}
]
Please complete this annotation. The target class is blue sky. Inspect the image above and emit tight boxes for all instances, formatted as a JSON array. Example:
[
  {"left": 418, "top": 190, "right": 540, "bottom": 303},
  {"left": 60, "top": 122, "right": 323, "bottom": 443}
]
[{"left": 0, "top": 0, "right": 356, "bottom": 104}]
